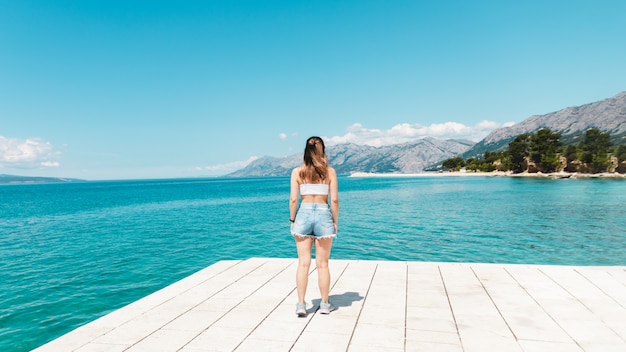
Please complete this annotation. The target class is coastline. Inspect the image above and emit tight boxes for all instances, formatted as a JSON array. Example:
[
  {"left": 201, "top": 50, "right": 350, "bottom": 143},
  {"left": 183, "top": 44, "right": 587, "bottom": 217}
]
[{"left": 349, "top": 171, "right": 626, "bottom": 179}]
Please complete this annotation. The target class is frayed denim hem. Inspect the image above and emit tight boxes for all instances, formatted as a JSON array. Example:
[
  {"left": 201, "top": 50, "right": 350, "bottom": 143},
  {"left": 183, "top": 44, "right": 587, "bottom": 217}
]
[{"left": 292, "top": 232, "right": 336, "bottom": 240}]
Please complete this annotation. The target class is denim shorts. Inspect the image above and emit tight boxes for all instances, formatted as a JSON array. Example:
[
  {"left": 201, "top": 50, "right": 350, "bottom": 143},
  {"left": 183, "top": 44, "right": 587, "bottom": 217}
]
[{"left": 291, "top": 203, "right": 336, "bottom": 239}]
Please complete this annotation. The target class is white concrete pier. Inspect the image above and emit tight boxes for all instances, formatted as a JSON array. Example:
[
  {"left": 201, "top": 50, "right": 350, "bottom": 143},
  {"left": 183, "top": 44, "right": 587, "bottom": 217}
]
[{"left": 34, "top": 258, "right": 626, "bottom": 351}]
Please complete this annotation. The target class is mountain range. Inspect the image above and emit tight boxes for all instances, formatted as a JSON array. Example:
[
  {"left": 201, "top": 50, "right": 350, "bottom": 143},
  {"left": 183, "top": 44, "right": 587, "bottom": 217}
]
[
  {"left": 463, "top": 91, "right": 626, "bottom": 158},
  {"left": 228, "top": 137, "right": 474, "bottom": 176},
  {"left": 230, "top": 91, "right": 626, "bottom": 177},
  {"left": 0, "top": 174, "right": 83, "bottom": 184}
]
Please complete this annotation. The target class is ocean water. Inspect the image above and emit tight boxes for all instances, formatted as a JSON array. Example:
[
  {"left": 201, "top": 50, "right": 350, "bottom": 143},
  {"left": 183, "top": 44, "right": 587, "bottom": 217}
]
[{"left": 1, "top": 175, "right": 625, "bottom": 350}]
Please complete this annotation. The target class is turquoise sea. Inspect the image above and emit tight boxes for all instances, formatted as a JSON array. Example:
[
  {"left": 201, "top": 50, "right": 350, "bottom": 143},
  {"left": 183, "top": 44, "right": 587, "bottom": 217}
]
[{"left": 1, "top": 176, "right": 626, "bottom": 350}]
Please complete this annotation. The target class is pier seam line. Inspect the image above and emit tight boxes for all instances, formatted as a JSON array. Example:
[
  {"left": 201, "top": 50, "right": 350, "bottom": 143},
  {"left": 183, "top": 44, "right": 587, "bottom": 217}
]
[
  {"left": 539, "top": 267, "right": 626, "bottom": 345},
  {"left": 470, "top": 266, "right": 519, "bottom": 342},
  {"left": 288, "top": 260, "right": 351, "bottom": 351},
  {"left": 503, "top": 266, "right": 582, "bottom": 349},
  {"left": 177, "top": 259, "right": 277, "bottom": 351},
  {"left": 438, "top": 264, "right": 465, "bottom": 352},
  {"left": 117, "top": 259, "right": 248, "bottom": 351},
  {"left": 404, "top": 262, "right": 408, "bottom": 352},
  {"left": 346, "top": 263, "right": 378, "bottom": 352},
  {"left": 70, "top": 259, "right": 244, "bottom": 351},
  {"left": 230, "top": 260, "right": 299, "bottom": 351},
  {"left": 574, "top": 268, "right": 626, "bottom": 310}
]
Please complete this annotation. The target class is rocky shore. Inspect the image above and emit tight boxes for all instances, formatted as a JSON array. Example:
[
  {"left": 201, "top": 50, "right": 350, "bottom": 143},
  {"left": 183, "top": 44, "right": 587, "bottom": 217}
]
[{"left": 349, "top": 171, "right": 626, "bottom": 179}]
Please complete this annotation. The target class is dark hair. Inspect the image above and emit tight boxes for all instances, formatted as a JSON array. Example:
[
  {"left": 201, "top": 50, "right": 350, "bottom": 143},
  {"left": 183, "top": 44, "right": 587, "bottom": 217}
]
[{"left": 299, "top": 136, "right": 328, "bottom": 183}]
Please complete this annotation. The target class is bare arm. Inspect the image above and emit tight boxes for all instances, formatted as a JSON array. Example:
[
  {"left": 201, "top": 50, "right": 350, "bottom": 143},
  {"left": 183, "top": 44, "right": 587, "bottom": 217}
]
[
  {"left": 289, "top": 167, "right": 300, "bottom": 224},
  {"left": 328, "top": 167, "right": 339, "bottom": 231}
]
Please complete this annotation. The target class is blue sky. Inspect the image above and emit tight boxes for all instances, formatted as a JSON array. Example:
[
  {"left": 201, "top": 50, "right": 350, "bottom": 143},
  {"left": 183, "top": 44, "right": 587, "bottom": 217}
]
[{"left": 1, "top": 0, "right": 625, "bottom": 180}]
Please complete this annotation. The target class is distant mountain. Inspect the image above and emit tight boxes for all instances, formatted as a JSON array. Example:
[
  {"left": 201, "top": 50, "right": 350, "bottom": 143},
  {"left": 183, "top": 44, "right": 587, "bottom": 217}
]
[
  {"left": 234, "top": 92, "right": 626, "bottom": 176},
  {"left": 463, "top": 91, "right": 626, "bottom": 158},
  {"left": 0, "top": 174, "right": 83, "bottom": 184},
  {"left": 228, "top": 137, "right": 474, "bottom": 177}
]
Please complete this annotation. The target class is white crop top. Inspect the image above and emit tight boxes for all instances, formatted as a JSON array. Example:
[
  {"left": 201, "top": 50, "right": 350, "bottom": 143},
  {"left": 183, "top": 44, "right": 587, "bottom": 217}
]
[{"left": 299, "top": 183, "right": 329, "bottom": 195}]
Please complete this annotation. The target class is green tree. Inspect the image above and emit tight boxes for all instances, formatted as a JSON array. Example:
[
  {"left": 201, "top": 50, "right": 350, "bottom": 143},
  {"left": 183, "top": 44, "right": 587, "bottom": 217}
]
[
  {"left": 463, "top": 156, "right": 495, "bottom": 172},
  {"left": 615, "top": 144, "right": 626, "bottom": 173},
  {"left": 441, "top": 156, "right": 464, "bottom": 170},
  {"left": 480, "top": 160, "right": 496, "bottom": 172},
  {"left": 464, "top": 158, "right": 477, "bottom": 171},
  {"left": 579, "top": 128, "right": 613, "bottom": 173},
  {"left": 508, "top": 133, "right": 531, "bottom": 173},
  {"left": 483, "top": 151, "right": 507, "bottom": 171},
  {"left": 529, "top": 128, "right": 562, "bottom": 172},
  {"left": 499, "top": 151, "right": 513, "bottom": 171},
  {"left": 563, "top": 144, "right": 578, "bottom": 172}
]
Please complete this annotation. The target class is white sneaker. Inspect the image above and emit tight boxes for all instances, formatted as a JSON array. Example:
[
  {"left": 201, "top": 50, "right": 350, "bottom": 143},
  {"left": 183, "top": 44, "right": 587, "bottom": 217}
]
[
  {"left": 295, "top": 302, "right": 307, "bottom": 317},
  {"left": 319, "top": 302, "right": 335, "bottom": 314}
]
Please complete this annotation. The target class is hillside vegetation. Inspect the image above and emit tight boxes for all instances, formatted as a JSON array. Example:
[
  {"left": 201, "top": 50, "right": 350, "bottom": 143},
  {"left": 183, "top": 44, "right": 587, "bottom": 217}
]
[{"left": 442, "top": 128, "right": 626, "bottom": 174}]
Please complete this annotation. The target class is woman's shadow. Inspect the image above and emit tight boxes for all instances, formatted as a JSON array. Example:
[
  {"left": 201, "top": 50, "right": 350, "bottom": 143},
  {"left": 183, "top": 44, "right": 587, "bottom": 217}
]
[{"left": 311, "top": 291, "right": 364, "bottom": 312}]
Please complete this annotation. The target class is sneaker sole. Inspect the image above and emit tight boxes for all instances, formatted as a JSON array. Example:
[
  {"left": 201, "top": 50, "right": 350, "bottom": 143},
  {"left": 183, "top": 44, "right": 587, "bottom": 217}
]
[{"left": 296, "top": 306, "right": 307, "bottom": 317}]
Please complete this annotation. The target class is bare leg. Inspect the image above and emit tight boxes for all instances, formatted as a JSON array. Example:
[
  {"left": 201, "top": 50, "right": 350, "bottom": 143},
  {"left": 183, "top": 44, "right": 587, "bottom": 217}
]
[
  {"left": 294, "top": 236, "right": 313, "bottom": 303},
  {"left": 314, "top": 237, "right": 333, "bottom": 303}
]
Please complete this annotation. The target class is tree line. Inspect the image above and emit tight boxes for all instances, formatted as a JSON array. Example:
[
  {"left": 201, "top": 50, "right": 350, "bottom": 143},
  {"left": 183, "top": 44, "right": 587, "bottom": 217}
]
[{"left": 442, "top": 128, "right": 626, "bottom": 174}]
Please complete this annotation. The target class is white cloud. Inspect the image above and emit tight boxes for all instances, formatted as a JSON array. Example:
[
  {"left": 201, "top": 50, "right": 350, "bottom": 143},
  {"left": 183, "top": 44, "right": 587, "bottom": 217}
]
[
  {"left": 41, "top": 161, "right": 60, "bottom": 167},
  {"left": 279, "top": 133, "right": 287, "bottom": 140},
  {"left": 197, "top": 156, "right": 258, "bottom": 175},
  {"left": 324, "top": 120, "right": 511, "bottom": 147},
  {"left": 0, "top": 136, "right": 60, "bottom": 168}
]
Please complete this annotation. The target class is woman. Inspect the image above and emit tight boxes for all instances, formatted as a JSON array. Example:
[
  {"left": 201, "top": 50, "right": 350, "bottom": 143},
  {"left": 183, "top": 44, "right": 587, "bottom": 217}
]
[{"left": 290, "top": 136, "right": 339, "bottom": 317}]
